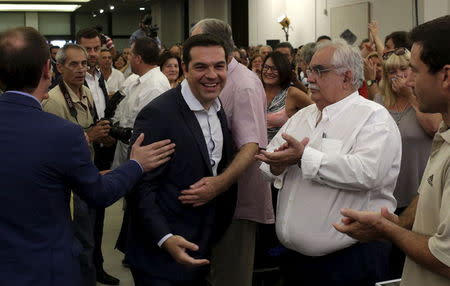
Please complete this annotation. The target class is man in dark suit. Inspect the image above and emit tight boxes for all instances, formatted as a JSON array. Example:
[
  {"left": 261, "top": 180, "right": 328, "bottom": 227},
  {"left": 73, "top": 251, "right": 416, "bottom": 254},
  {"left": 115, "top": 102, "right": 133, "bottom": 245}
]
[
  {"left": 122, "top": 34, "right": 237, "bottom": 286},
  {"left": 0, "top": 27, "right": 175, "bottom": 286}
]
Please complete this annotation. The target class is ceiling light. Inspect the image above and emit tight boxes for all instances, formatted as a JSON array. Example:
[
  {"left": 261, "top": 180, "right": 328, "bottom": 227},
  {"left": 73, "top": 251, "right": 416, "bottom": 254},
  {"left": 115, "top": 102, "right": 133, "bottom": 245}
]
[
  {"left": 0, "top": 0, "right": 89, "bottom": 2},
  {"left": 139, "top": 7, "right": 145, "bottom": 10},
  {"left": 99, "top": 8, "right": 104, "bottom": 13},
  {"left": 109, "top": 5, "right": 114, "bottom": 10},
  {"left": 0, "top": 3, "right": 81, "bottom": 11}
]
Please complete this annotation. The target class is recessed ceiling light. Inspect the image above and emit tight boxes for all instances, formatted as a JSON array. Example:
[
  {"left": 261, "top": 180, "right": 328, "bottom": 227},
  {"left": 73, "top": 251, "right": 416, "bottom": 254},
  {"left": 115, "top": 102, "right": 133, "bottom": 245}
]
[
  {"left": 99, "top": 8, "right": 104, "bottom": 13},
  {"left": 139, "top": 7, "right": 145, "bottom": 11},
  {"left": 0, "top": 3, "right": 81, "bottom": 11},
  {"left": 109, "top": 5, "right": 114, "bottom": 10}
]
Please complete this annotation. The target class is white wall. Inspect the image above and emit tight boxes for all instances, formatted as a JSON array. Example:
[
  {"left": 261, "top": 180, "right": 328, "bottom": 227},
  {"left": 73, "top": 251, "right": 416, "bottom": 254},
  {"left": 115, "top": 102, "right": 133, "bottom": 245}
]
[
  {"left": 248, "top": 0, "right": 449, "bottom": 47},
  {"left": 422, "top": 0, "right": 449, "bottom": 22}
]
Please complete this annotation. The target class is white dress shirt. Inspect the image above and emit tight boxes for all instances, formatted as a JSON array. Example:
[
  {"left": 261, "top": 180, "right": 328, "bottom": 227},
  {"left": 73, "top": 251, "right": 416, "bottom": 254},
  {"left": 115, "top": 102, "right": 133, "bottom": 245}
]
[
  {"left": 157, "top": 79, "right": 223, "bottom": 248},
  {"left": 111, "top": 67, "right": 170, "bottom": 169},
  {"left": 85, "top": 68, "right": 107, "bottom": 119},
  {"left": 105, "top": 68, "right": 125, "bottom": 95},
  {"left": 260, "top": 91, "right": 401, "bottom": 256}
]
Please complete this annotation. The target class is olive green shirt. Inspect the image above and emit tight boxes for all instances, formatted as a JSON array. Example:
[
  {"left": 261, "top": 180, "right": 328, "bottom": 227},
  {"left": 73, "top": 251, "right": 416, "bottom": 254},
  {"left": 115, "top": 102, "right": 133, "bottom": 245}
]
[{"left": 42, "top": 81, "right": 95, "bottom": 158}]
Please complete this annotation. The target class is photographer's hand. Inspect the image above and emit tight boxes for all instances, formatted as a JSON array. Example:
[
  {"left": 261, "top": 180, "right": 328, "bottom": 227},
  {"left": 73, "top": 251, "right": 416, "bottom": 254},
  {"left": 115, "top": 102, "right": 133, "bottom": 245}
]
[{"left": 86, "top": 120, "right": 110, "bottom": 143}]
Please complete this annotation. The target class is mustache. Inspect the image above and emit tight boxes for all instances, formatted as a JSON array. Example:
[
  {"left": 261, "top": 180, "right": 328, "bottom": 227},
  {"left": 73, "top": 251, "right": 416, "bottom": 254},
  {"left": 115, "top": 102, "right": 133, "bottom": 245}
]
[{"left": 309, "top": 84, "right": 320, "bottom": 91}]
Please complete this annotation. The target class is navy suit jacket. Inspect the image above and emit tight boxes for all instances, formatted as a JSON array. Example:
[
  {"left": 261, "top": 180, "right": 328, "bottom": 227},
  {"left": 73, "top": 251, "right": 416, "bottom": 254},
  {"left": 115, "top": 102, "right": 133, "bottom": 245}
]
[
  {"left": 0, "top": 92, "right": 142, "bottom": 286},
  {"left": 122, "top": 85, "right": 237, "bottom": 281}
]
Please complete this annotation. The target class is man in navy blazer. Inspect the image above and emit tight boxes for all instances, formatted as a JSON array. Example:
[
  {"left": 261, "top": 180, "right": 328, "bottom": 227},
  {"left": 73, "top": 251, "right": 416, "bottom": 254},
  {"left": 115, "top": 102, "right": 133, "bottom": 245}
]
[
  {"left": 0, "top": 27, "right": 175, "bottom": 286},
  {"left": 121, "top": 34, "right": 237, "bottom": 286}
]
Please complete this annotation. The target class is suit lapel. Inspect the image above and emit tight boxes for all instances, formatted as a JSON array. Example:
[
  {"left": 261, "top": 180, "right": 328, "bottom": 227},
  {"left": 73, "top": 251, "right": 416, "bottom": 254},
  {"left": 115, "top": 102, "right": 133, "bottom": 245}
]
[{"left": 175, "top": 87, "right": 213, "bottom": 176}]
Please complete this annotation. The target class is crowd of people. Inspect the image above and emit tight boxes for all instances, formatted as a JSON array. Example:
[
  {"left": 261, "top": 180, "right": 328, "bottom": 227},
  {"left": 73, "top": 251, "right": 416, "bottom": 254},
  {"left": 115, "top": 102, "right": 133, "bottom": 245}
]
[{"left": 0, "top": 14, "right": 449, "bottom": 286}]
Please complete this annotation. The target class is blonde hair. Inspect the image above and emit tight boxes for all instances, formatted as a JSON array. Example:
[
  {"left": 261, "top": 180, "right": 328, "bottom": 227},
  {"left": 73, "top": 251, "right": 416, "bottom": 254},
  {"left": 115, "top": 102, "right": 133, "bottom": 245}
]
[{"left": 379, "top": 50, "right": 411, "bottom": 108}]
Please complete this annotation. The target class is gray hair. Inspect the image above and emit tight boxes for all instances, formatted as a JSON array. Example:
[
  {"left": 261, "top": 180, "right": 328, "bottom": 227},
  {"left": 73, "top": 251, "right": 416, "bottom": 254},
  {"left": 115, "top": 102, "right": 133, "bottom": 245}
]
[
  {"left": 55, "top": 43, "right": 87, "bottom": 65},
  {"left": 297, "top": 42, "right": 317, "bottom": 64},
  {"left": 190, "top": 18, "right": 234, "bottom": 55},
  {"left": 317, "top": 40, "right": 364, "bottom": 89}
]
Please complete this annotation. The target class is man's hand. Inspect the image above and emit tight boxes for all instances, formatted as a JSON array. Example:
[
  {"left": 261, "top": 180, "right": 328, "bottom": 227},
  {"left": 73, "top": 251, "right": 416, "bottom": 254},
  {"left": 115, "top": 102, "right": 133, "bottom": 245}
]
[
  {"left": 129, "top": 133, "right": 175, "bottom": 172},
  {"left": 333, "top": 207, "right": 399, "bottom": 242},
  {"left": 98, "top": 135, "right": 116, "bottom": 147},
  {"left": 162, "top": 235, "right": 210, "bottom": 267},
  {"left": 363, "top": 58, "right": 377, "bottom": 81},
  {"left": 255, "top": 133, "right": 309, "bottom": 175},
  {"left": 86, "top": 120, "right": 110, "bottom": 142},
  {"left": 179, "top": 176, "right": 226, "bottom": 207},
  {"left": 368, "top": 21, "right": 380, "bottom": 37}
]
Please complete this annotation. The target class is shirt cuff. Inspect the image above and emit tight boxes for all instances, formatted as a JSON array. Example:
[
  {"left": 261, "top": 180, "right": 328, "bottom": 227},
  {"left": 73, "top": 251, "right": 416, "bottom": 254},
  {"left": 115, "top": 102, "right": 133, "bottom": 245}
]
[
  {"left": 130, "top": 159, "right": 144, "bottom": 173},
  {"left": 158, "top": 233, "right": 173, "bottom": 248},
  {"left": 301, "top": 146, "right": 324, "bottom": 179}
]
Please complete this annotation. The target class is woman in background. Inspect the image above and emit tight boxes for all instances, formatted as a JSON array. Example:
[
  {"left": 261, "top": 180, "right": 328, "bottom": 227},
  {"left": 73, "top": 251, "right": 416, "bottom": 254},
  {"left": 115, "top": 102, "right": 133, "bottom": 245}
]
[
  {"left": 262, "top": 51, "right": 313, "bottom": 141},
  {"left": 159, "top": 51, "right": 183, "bottom": 88}
]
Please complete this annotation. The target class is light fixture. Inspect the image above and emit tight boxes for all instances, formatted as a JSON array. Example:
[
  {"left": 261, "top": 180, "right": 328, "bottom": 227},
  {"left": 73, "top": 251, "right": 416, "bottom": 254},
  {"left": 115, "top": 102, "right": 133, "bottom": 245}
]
[
  {"left": 139, "top": 7, "right": 145, "bottom": 11},
  {"left": 99, "top": 8, "right": 104, "bottom": 13},
  {"left": 0, "top": 3, "right": 81, "bottom": 11},
  {"left": 109, "top": 5, "right": 114, "bottom": 10},
  {"left": 0, "top": 0, "right": 89, "bottom": 2},
  {"left": 277, "top": 14, "right": 291, "bottom": 41}
]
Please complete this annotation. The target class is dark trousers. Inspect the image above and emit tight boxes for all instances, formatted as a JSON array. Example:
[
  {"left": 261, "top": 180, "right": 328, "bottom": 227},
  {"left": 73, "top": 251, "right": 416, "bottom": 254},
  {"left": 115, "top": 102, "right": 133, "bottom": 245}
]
[
  {"left": 93, "top": 207, "right": 105, "bottom": 270},
  {"left": 131, "top": 267, "right": 208, "bottom": 286},
  {"left": 387, "top": 207, "right": 407, "bottom": 280},
  {"left": 280, "top": 241, "right": 391, "bottom": 286}
]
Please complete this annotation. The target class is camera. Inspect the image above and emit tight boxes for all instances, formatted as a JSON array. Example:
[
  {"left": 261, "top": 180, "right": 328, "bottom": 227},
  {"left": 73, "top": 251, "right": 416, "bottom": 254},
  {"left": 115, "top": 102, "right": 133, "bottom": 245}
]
[
  {"left": 98, "top": 118, "right": 132, "bottom": 144},
  {"left": 141, "top": 12, "right": 159, "bottom": 39}
]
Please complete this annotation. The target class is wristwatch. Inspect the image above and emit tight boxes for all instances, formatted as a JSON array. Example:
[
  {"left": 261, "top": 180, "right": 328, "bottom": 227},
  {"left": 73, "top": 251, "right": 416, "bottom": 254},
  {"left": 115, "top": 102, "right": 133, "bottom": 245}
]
[{"left": 366, "top": 79, "right": 376, "bottom": 87}]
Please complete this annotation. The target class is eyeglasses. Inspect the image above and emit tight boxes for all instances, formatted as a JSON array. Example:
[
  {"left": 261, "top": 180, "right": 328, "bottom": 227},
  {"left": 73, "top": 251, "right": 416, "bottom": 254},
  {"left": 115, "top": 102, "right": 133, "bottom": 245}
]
[
  {"left": 262, "top": 64, "right": 278, "bottom": 74},
  {"left": 382, "top": 47, "right": 408, "bottom": 61},
  {"left": 305, "top": 65, "right": 338, "bottom": 78}
]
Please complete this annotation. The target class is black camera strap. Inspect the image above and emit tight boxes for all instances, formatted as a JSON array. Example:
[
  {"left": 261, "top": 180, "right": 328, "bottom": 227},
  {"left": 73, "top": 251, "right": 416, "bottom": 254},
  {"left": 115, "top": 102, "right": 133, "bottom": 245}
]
[{"left": 58, "top": 80, "right": 97, "bottom": 124}]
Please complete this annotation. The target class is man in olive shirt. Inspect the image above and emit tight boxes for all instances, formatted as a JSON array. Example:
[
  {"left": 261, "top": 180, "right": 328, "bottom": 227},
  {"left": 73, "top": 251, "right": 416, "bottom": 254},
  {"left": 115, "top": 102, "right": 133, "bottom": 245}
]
[{"left": 334, "top": 15, "right": 450, "bottom": 286}]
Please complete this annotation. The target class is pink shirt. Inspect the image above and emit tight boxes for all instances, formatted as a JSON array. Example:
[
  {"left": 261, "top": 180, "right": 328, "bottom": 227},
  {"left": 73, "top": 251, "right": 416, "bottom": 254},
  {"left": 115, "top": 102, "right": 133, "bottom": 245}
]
[{"left": 220, "top": 58, "right": 274, "bottom": 224}]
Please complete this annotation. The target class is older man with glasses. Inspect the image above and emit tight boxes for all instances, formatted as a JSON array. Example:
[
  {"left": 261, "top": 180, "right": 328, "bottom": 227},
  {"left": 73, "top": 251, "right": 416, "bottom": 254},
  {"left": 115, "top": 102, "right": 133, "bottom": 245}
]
[{"left": 256, "top": 41, "right": 402, "bottom": 286}]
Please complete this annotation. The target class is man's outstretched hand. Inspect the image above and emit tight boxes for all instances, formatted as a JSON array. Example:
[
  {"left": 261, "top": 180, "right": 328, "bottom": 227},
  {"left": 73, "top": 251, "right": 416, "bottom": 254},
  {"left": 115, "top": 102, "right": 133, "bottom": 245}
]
[{"left": 130, "top": 133, "right": 175, "bottom": 172}]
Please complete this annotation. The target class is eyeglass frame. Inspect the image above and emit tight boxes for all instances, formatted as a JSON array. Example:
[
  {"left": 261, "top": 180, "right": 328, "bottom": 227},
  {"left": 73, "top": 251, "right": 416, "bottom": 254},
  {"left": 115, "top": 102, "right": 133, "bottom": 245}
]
[
  {"left": 305, "top": 64, "right": 340, "bottom": 78},
  {"left": 382, "top": 47, "right": 408, "bottom": 61},
  {"left": 262, "top": 64, "right": 279, "bottom": 74}
]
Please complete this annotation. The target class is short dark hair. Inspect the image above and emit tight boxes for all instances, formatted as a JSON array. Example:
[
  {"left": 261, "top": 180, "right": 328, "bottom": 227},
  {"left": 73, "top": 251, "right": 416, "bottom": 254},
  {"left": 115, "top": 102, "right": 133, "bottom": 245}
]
[
  {"left": 76, "top": 28, "right": 101, "bottom": 44},
  {"left": 275, "top": 42, "right": 294, "bottom": 55},
  {"left": 316, "top": 35, "right": 331, "bottom": 42},
  {"left": 262, "top": 51, "right": 292, "bottom": 90},
  {"left": 132, "top": 37, "right": 160, "bottom": 65},
  {"left": 409, "top": 15, "right": 450, "bottom": 74},
  {"left": 159, "top": 51, "right": 183, "bottom": 80},
  {"left": 182, "top": 34, "right": 228, "bottom": 70},
  {"left": 385, "top": 31, "right": 411, "bottom": 50},
  {"left": 0, "top": 27, "right": 50, "bottom": 92},
  {"left": 50, "top": 45, "right": 60, "bottom": 51}
]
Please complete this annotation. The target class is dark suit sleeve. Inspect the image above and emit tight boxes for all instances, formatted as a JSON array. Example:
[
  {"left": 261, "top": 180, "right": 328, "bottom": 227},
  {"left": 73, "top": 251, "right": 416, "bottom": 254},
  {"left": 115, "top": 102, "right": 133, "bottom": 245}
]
[
  {"left": 129, "top": 104, "right": 173, "bottom": 245},
  {"left": 65, "top": 124, "right": 142, "bottom": 208}
]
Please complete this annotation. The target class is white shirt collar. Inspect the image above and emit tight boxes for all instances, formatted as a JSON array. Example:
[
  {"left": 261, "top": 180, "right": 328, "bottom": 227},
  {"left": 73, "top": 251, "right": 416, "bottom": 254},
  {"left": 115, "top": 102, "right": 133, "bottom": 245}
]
[
  {"left": 138, "top": 67, "right": 158, "bottom": 84},
  {"left": 180, "top": 79, "right": 221, "bottom": 112},
  {"left": 321, "top": 91, "right": 360, "bottom": 122}
]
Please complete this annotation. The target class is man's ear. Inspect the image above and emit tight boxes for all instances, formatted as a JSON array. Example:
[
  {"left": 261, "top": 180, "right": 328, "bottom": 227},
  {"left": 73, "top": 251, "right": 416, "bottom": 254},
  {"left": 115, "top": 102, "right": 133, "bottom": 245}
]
[
  {"left": 43, "top": 59, "right": 52, "bottom": 80},
  {"left": 442, "top": 64, "right": 450, "bottom": 90},
  {"left": 226, "top": 55, "right": 233, "bottom": 65}
]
